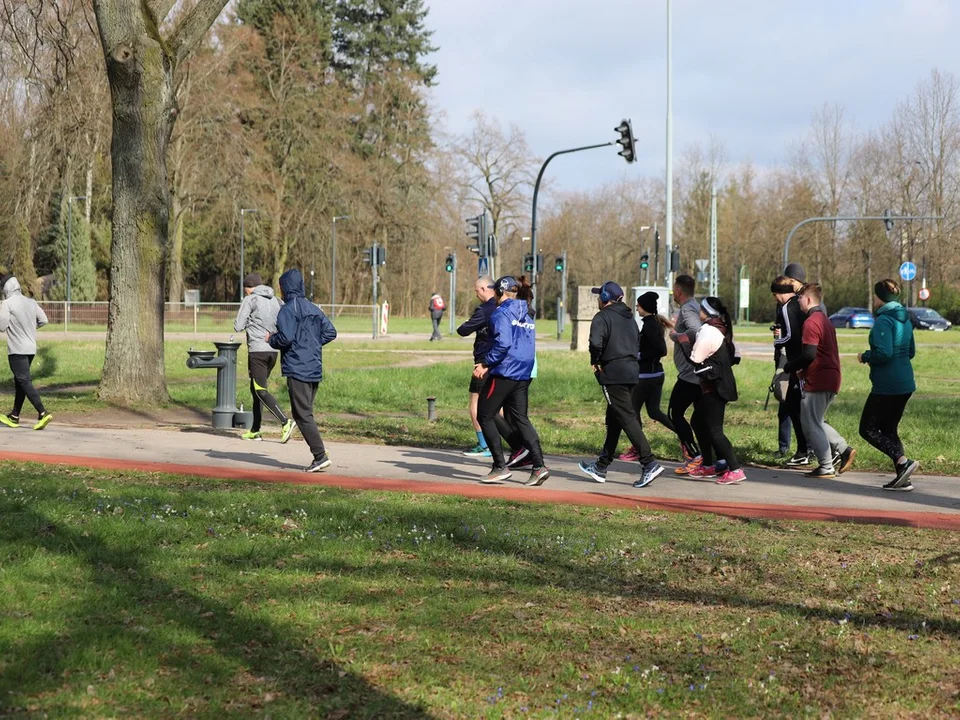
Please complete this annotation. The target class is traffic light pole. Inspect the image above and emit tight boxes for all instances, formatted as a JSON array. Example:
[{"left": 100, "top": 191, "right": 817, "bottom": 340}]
[
  {"left": 531, "top": 142, "right": 614, "bottom": 306},
  {"left": 371, "top": 241, "right": 379, "bottom": 340},
  {"left": 448, "top": 251, "right": 457, "bottom": 335},
  {"left": 557, "top": 249, "right": 568, "bottom": 339}
]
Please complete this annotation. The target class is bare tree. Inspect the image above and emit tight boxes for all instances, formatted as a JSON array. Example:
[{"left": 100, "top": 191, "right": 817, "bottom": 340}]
[{"left": 92, "top": 0, "right": 229, "bottom": 404}]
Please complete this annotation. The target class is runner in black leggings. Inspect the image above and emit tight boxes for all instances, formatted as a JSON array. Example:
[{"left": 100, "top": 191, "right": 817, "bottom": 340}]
[{"left": 666, "top": 275, "right": 703, "bottom": 473}]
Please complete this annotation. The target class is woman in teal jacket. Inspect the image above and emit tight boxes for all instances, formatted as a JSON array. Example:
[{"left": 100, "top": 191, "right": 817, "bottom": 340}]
[{"left": 857, "top": 279, "right": 917, "bottom": 491}]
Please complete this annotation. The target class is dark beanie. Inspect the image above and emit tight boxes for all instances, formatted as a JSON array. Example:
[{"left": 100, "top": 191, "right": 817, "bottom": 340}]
[
  {"left": 243, "top": 272, "right": 263, "bottom": 288},
  {"left": 783, "top": 262, "right": 806, "bottom": 282},
  {"left": 637, "top": 291, "right": 658, "bottom": 314},
  {"left": 874, "top": 280, "right": 899, "bottom": 303}
]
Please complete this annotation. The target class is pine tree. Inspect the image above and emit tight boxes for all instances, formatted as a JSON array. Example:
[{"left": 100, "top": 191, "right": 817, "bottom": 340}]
[
  {"left": 48, "top": 195, "right": 97, "bottom": 302},
  {"left": 10, "top": 220, "right": 38, "bottom": 295}
]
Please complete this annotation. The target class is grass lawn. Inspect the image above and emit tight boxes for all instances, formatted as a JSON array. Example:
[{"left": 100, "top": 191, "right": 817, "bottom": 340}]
[
  {"left": 1, "top": 465, "right": 958, "bottom": 717},
  {"left": 2, "top": 327, "right": 958, "bottom": 474}
]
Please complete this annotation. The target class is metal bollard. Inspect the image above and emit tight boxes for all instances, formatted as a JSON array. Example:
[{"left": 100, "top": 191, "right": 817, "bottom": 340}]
[{"left": 426, "top": 396, "right": 437, "bottom": 422}]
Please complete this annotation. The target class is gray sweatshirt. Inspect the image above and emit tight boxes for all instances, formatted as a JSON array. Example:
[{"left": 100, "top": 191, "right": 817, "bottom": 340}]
[
  {"left": 234, "top": 285, "right": 281, "bottom": 353},
  {"left": 0, "top": 276, "right": 48, "bottom": 356},
  {"left": 672, "top": 297, "right": 702, "bottom": 384}
]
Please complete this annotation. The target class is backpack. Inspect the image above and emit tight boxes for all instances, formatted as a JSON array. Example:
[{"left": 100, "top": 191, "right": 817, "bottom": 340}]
[{"left": 431, "top": 295, "right": 445, "bottom": 311}]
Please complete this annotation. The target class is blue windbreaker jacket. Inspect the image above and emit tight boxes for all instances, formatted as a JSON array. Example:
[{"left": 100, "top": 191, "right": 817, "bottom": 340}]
[
  {"left": 483, "top": 298, "right": 536, "bottom": 380},
  {"left": 268, "top": 269, "right": 337, "bottom": 382}
]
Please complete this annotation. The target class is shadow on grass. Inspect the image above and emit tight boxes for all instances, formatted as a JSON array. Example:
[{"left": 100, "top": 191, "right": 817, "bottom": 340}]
[{"left": 0, "top": 505, "right": 434, "bottom": 718}]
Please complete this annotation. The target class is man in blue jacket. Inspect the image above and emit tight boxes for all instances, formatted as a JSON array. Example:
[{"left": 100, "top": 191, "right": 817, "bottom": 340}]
[
  {"left": 268, "top": 269, "right": 338, "bottom": 472},
  {"left": 474, "top": 276, "right": 550, "bottom": 486}
]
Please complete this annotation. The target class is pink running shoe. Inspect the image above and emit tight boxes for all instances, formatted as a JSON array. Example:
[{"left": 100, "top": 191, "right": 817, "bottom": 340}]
[
  {"left": 688, "top": 464, "right": 716, "bottom": 479},
  {"left": 716, "top": 468, "right": 746, "bottom": 485},
  {"left": 618, "top": 446, "right": 640, "bottom": 462}
]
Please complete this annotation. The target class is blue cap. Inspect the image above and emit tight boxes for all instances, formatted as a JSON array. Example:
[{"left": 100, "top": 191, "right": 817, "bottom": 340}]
[
  {"left": 591, "top": 281, "right": 624, "bottom": 302},
  {"left": 490, "top": 276, "right": 520, "bottom": 295}
]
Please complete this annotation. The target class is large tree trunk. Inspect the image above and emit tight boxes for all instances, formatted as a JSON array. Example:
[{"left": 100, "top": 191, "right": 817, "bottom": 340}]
[{"left": 92, "top": 0, "right": 229, "bottom": 404}]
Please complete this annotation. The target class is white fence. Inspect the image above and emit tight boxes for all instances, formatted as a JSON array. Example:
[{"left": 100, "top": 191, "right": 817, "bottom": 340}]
[{"left": 36, "top": 302, "right": 378, "bottom": 333}]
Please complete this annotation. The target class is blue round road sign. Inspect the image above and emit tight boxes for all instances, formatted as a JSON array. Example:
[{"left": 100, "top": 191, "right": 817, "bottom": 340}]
[{"left": 899, "top": 261, "right": 917, "bottom": 282}]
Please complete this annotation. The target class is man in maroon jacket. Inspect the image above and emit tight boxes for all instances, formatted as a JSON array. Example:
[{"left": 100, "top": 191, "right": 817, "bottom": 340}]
[{"left": 783, "top": 283, "right": 856, "bottom": 478}]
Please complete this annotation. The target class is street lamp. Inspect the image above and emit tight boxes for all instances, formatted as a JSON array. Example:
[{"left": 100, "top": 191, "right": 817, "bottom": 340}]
[
  {"left": 240, "top": 208, "right": 258, "bottom": 301},
  {"left": 67, "top": 195, "right": 87, "bottom": 316},
  {"left": 331, "top": 215, "right": 349, "bottom": 315}
]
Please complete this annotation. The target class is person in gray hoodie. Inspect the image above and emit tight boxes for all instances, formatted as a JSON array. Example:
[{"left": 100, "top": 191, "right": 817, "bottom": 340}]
[
  {"left": 666, "top": 274, "right": 703, "bottom": 473},
  {"left": 0, "top": 276, "right": 52, "bottom": 430},
  {"left": 234, "top": 273, "right": 294, "bottom": 442}
]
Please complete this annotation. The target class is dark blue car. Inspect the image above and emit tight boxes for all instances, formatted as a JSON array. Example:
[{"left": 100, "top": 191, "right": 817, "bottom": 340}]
[
  {"left": 907, "top": 307, "right": 952, "bottom": 331},
  {"left": 827, "top": 307, "right": 875, "bottom": 329}
]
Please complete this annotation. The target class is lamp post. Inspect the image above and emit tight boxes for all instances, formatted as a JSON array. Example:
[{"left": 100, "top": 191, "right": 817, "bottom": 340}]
[
  {"left": 332, "top": 215, "right": 349, "bottom": 316},
  {"left": 239, "top": 208, "right": 258, "bottom": 301},
  {"left": 67, "top": 195, "right": 87, "bottom": 328}
]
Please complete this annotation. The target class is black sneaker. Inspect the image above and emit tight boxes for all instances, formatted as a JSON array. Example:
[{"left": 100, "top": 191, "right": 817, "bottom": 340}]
[
  {"left": 505, "top": 447, "right": 530, "bottom": 468},
  {"left": 785, "top": 452, "right": 813, "bottom": 468},
  {"left": 837, "top": 447, "right": 857, "bottom": 474},
  {"left": 882, "top": 478, "right": 914, "bottom": 492},
  {"left": 305, "top": 455, "right": 332, "bottom": 473},
  {"left": 892, "top": 459, "right": 919, "bottom": 487},
  {"left": 805, "top": 466, "right": 836, "bottom": 479}
]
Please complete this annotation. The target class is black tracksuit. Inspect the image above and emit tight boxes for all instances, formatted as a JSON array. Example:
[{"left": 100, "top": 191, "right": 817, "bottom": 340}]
[
  {"left": 589, "top": 302, "right": 654, "bottom": 467},
  {"left": 774, "top": 296, "right": 808, "bottom": 455},
  {"left": 633, "top": 315, "right": 676, "bottom": 432}
]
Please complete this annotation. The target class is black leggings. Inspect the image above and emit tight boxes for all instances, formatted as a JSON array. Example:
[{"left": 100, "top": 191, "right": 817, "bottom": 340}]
[
  {"left": 692, "top": 392, "right": 740, "bottom": 470},
  {"left": 632, "top": 376, "right": 676, "bottom": 433},
  {"left": 9, "top": 354, "right": 45, "bottom": 417},
  {"left": 478, "top": 376, "right": 544, "bottom": 469},
  {"left": 248, "top": 352, "right": 287, "bottom": 432},
  {"left": 859, "top": 392, "right": 911, "bottom": 467},
  {"left": 785, "top": 374, "right": 808, "bottom": 455},
  {"left": 668, "top": 379, "right": 701, "bottom": 457}
]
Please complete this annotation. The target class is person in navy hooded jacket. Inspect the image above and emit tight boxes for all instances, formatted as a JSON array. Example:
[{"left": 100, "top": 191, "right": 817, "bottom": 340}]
[
  {"left": 473, "top": 276, "right": 550, "bottom": 487},
  {"left": 268, "top": 268, "right": 337, "bottom": 472}
]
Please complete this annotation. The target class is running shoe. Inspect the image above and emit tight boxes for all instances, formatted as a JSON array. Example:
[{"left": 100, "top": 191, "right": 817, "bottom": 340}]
[
  {"left": 837, "top": 447, "right": 857, "bottom": 475},
  {"left": 681, "top": 443, "right": 696, "bottom": 462},
  {"left": 674, "top": 455, "right": 703, "bottom": 475},
  {"left": 805, "top": 466, "right": 836, "bottom": 479},
  {"left": 280, "top": 419, "right": 296, "bottom": 444},
  {"left": 0, "top": 414, "right": 18, "bottom": 428},
  {"left": 578, "top": 460, "right": 607, "bottom": 483},
  {"left": 241, "top": 430, "right": 263, "bottom": 441},
  {"left": 715, "top": 459, "right": 729, "bottom": 474},
  {"left": 304, "top": 455, "right": 332, "bottom": 473},
  {"left": 617, "top": 445, "right": 640, "bottom": 462},
  {"left": 524, "top": 466, "right": 550, "bottom": 487},
  {"left": 716, "top": 468, "right": 746, "bottom": 485},
  {"left": 505, "top": 447, "right": 530, "bottom": 468},
  {"left": 785, "top": 452, "right": 813, "bottom": 468},
  {"left": 689, "top": 464, "right": 717, "bottom": 479},
  {"left": 889, "top": 459, "right": 919, "bottom": 489},
  {"left": 481, "top": 466, "right": 512, "bottom": 484},
  {"left": 462, "top": 444, "right": 492, "bottom": 458},
  {"left": 633, "top": 462, "right": 664, "bottom": 488},
  {"left": 33, "top": 412, "right": 52, "bottom": 431}
]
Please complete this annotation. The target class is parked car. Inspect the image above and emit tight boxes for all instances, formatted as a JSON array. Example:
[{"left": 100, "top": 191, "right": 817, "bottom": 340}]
[
  {"left": 828, "top": 307, "right": 875, "bottom": 329},
  {"left": 907, "top": 307, "right": 952, "bottom": 331}
]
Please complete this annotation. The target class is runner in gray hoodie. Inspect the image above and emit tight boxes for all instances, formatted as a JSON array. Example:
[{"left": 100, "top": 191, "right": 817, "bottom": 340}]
[
  {"left": 234, "top": 273, "right": 294, "bottom": 442},
  {"left": 0, "top": 276, "right": 52, "bottom": 430}
]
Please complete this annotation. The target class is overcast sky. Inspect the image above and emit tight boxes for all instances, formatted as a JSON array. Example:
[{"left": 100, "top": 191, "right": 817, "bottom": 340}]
[{"left": 424, "top": 0, "right": 956, "bottom": 193}]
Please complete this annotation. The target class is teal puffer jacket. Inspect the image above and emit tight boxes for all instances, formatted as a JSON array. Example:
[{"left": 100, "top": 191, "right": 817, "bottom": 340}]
[{"left": 861, "top": 302, "right": 916, "bottom": 395}]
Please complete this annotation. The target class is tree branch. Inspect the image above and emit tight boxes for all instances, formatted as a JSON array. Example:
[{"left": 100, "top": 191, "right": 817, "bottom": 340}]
[
  {"left": 168, "top": 0, "right": 229, "bottom": 64},
  {"left": 148, "top": 0, "right": 177, "bottom": 24}
]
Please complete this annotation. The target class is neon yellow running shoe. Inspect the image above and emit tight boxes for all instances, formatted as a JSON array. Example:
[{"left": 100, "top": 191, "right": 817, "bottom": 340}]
[
  {"left": 33, "top": 412, "right": 53, "bottom": 431},
  {"left": 241, "top": 430, "right": 263, "bottom": 441}
]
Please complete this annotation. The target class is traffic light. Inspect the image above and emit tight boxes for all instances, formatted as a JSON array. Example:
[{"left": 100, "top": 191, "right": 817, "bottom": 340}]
[
  {"left": 375, "top": 245, "right": 386, "bottom": 266},
  {"left": 523, "top": 253, "right": 534, "bottom": 273},
  {"left": 363, "top": 245, "right": 386, "bottom": 266},
  {"left": 444, "top": 254, "right": 454, "bottom": 272},
  {"left": 555, "top": 256, "right": 564, "bottom": 272},
  {"left": 363, "top": 247, "right": 373, "bottom": 265},
  {"left": 670, "top": 249, "right": 680, "bottom": 272},
  {"left": 536, "top": 254, "right": 544, "bottom": 273},
  {"left": 615, "top": 118, "right": 637, "bottom": 164},
  {"left": 640, "top": 253, "right": 649, "bottom": 271},
  {"left": 883, "top": 208, "right": 895, "bottom": 233},
  {"left": 465, "top": 214, "right": 483, "bottom": 254}
]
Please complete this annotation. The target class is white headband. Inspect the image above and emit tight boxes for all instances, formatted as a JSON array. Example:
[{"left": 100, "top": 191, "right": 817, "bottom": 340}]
[{"left": 701, "top": 298, "right": 720, "bottom": 317}]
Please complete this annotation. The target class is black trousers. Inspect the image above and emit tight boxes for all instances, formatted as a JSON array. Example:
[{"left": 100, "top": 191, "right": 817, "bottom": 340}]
[
  {"left": 599, "top": 383, "right": 654, "bottom": 467},
  {"left": 477, "top": 376, "right": 544, "bottom": 469},
  {"left": 692, "top": 391, "right": 740, "bottom": 470},
  {"left": 287, "top": 378, "right": 326, "bottom": 460},
  {"left": 632, "top": 375, "right": 676, "bottom": 432},
  {"left": 777, "top": 400, "right": 793, "bottom": 454},
  {"left": 785, "top": 373, "right": 808, "bottom": 454},
  {"left": 668, "top": 379, "right": 701, "bottom": 457},
  {"left": 9, "top": 354, "right": 44, "bottom": 416},
  {"left": 430, "top": 314, "right": 443, "bottom": 340},
  {"left": 248, "top": 352, "right": 287, "bottom": 432},
  {"left": 859, "top": 392, "right": 912, "bottom": 466}
]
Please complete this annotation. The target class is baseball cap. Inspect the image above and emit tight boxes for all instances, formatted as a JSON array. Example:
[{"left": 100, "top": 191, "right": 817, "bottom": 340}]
[
  {"left": 489, "top": 276, "right": 520, "bottom": 294},
  {"left": 591, "top": 281, "right": 624, "bottom": 301},
  {"left": 243, "top": 272, "right": 263, "bottom": 288}
]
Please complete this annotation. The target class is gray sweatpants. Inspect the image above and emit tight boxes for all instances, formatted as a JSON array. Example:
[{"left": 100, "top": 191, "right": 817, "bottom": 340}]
[{"left": 800, "top": 390, "right": 849, "bottom": 470}]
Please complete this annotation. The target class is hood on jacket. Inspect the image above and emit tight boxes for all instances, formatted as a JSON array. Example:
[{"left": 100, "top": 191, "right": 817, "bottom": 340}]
[
  {"left": 606, "top": 301, "right": 634, "bottom": 320},
  {"left": 3, "top": 276, "right": 21, "bottom": 299},
  {"left": 251, "top": 284, "right": 275, "bottom": 299},
  {"left": 876, "top": 301, "right": 909, "bottom": 323},
  {"left": 279, "top": 269, "right": 305, "bottom": 300}
]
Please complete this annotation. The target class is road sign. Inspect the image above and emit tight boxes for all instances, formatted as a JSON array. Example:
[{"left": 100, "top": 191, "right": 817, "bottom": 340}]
[
  {"left": 899, "top": 261, "right": 917, "bottom": 282},
  {"left": 695, "top": 258, "right": 709, "bottom": 272},
  {"left": 739, "top": 279, "right": 750, "bottom": 309},
  {"left": 918, "top": 287, "right": 931, "bottom": 301},
  {"left": 478, "top": 257, "right": 489, "bottom": 276}
]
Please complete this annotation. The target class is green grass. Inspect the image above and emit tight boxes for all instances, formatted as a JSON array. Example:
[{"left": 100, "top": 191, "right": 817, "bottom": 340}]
[
  {"left": 1, "top": 466, "right": 958, "bottom": 717},
  {"left": 3, "top": 330, "right": 959, "bottom": 474}
]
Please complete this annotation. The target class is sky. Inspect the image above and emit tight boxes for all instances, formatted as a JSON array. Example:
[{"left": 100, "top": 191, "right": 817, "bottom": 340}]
[{"left": 424, "top": 0, "right": 957, "bottom": 193}]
